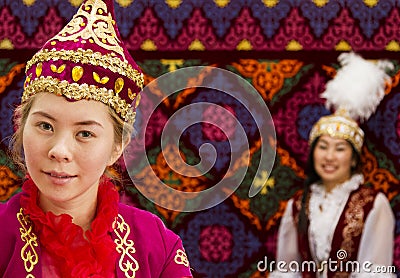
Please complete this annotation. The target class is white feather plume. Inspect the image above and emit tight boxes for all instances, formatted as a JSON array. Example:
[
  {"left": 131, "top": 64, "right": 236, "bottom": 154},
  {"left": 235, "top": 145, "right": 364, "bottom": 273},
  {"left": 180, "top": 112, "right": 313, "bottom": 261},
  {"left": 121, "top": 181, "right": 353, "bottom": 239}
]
[{"left": 321, "top": 52, "right": 393, "bottom": 122}]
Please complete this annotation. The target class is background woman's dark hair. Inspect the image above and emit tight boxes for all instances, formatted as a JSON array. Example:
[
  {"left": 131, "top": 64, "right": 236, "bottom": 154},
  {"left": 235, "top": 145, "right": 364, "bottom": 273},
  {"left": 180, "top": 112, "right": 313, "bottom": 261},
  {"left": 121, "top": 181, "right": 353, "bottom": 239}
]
[{"left": 297, "top": 136, "right": 362, "bottom": 236}]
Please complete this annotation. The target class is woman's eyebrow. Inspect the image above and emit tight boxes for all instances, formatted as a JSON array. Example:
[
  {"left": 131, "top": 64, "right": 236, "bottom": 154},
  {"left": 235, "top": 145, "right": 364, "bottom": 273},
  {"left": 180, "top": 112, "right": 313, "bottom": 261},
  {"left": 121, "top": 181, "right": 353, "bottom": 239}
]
[
  {"left": 30, "top": 111, "right": 56, "bottom": 121},
  {"left": 31, "top": 111, "right": 104, "bottom": 128},
  {"left": 74, "top": 120, "right": 104, "bottom": 128}
]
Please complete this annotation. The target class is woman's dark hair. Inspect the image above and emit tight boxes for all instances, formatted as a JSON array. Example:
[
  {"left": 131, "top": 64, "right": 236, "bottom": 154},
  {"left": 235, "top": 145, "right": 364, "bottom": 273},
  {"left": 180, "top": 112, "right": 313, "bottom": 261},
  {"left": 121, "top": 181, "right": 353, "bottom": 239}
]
[{"left": 297, "top": 136, "right": 362, "bottom": 236}]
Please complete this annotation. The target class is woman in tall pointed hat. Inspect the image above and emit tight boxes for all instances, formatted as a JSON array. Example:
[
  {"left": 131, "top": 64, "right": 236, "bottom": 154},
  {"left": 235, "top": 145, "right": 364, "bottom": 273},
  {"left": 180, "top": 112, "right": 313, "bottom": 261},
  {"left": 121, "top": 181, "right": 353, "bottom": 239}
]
[
  {"left": 270, "top": 52, "right": 395, "bottom": 277},
  {"left": 0, "top": 0, "right": 193, "bottom": 277}
]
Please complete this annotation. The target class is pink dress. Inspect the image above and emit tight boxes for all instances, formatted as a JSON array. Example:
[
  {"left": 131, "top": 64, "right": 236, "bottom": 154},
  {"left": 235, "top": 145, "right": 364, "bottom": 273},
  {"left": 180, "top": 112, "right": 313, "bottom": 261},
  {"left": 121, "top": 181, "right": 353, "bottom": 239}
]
[{"left": 0, "top": 178, "right": 193, "bottom": 277}]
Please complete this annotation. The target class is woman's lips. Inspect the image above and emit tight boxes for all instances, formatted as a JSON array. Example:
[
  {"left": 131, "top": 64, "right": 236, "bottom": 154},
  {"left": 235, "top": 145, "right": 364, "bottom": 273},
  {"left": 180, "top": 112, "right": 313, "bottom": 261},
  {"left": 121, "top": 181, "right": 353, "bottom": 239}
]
[
  {"left": 322, "top": 164, "right": 337, "bottom": 173},
  {"left": 43, "top": 171, "right": 77, "bottom": 185}
]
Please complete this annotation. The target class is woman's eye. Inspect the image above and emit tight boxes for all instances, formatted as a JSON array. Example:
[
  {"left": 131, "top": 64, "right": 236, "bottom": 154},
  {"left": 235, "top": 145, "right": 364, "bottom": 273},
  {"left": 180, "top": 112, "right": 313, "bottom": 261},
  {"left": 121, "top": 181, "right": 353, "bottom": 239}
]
[
  {"left": 39, "top": 122, "right": 53, "bottom": 131},
  {"left": 78, "top": 130, "right": 93, "bottom": 138}
]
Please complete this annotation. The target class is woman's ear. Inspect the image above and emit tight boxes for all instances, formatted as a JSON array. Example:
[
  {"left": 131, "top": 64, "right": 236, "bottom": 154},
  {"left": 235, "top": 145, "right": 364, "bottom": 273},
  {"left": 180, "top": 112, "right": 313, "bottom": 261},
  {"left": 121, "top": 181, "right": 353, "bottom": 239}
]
[
  {"left": 108, "top": 143, "right": 123, "bottom": 167},
  {"left": 108, "top": 134, "right": 131, "bottom": 166},
  {"left": 351, "top": 158, "right": 357, "bottom": 168}
]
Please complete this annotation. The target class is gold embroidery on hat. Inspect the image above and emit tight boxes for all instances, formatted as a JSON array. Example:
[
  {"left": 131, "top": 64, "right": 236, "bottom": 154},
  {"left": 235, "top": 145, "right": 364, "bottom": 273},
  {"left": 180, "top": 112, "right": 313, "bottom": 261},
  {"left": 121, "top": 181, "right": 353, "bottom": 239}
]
[
  {"left": 24, "top": 74, "right": 32, "bottom": 88},
  {"left": 35, "top": 63, "right": 42, "bottom": 77},
  {"left": 50, "top": 64, "right": 66, "bottom": 74},
  {"left": 52, "top": 0, "right": 126, "bottom": 61},
  {"left": 174, "top": 249, "right": 189, "bottom": 267},
  {"left": 309, "top": 113, "right": 364, "bottom": 153},
  {"left": 113, "top": 214, "right": 139, "bottom": 278},
  {"left": 58, "top": 64, "right": 66, "bottom": 73},
  {"left": 26, "top": 48, "right": 144, "bottom": 90},
  {"left": 23, "top": 77, "right": 136, "bottom": 124},
  {"left": 72, "top": 66, "right": 84, "bottom": 82},
  {"left": 17, "top": 208, "right": 39, "bottom": 275},
  {"left": 93, "top": 72, "right": 109, "bottom": 84},
  {"left": 128, "top": 88, "right": 135, "bottom": 100},
  {"left": 134, "top": 94, "right": 141, "bottom": 108},
  {"left": 115, "top": 78, "right": 124, "bottom": 94}
]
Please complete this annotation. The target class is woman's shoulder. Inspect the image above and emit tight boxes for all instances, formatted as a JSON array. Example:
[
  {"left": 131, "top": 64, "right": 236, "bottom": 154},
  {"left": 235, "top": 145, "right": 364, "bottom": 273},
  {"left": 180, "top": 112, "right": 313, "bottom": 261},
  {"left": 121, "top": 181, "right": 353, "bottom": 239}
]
[
  {"left": 353, "top": 186, "right": 394, "bottom": 220},
  {"left": 356, "top": 184, "right": 384, "bottom": 202},
  {"left": 0, "top": 193, "right": 24, "bottom": 270},
  {"left": 0, "top": 193, "right": 23, "bottom": 219},
  {"left": 117, "top": 202, "right": 178, "bottom": 239},
  {"left": 115, "top": 203, "right": 184, "bottom": 260},
  {"left": 118, "top": 203, "right": 163, "bottom": 224},
  {"left": 115, "top": 204, "right": 192, "bottom": 277},
  {"left": 373, "top": 191, "right": 393, "bottom": 212},
  {"left": 0, "top": 193, "right": 25, "bottom": 239}
]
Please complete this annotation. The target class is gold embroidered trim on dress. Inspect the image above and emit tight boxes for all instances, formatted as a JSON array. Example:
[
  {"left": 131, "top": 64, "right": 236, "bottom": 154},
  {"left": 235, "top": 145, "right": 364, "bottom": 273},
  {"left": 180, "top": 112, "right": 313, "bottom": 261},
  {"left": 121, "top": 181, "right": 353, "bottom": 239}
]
[
  {"left": 174, "top": 249, "right": 189, "bottom": 267},
  {"left": 25, "top": 48, "right": 144, "bottom": 90},
  {"left": 22, "top": 77, "right": 136, "bottom": 124},
  {"left": 17, "top": 208, "right": 38, "bottom": 277},
  {"left": 340, "top": 188, "right": 374, "bottom": 258},
  {"left": 113, "top": 214, "right": 139, "bottom": 278}
]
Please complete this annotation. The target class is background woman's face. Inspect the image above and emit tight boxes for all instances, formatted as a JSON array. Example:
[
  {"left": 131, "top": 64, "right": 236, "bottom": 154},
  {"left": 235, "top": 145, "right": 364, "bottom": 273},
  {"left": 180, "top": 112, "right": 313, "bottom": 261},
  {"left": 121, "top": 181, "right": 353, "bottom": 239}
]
[
  {"left": 313, "top": 135, "right": 355, "bottom": 189},
  {"left": 22, "top": 93, "right": 122, "bottom": 207}
]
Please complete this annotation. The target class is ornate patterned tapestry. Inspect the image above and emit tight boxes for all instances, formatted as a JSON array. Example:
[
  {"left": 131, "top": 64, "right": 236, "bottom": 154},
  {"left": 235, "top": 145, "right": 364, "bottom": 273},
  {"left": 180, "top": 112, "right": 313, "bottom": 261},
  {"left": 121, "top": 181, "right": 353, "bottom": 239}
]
[{"left": 1, "top": 1, "right": 400, "bottom": 277}]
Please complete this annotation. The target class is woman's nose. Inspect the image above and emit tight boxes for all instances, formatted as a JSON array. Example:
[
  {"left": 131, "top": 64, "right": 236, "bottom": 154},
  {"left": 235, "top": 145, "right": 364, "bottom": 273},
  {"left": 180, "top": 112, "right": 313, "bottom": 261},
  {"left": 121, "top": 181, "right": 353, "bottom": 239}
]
[
  {"left": 48, "top": 136, "right": 72, "bottom": 162},
  {"left": 325, "top": 148, "right": 334, "bottom": 160}
]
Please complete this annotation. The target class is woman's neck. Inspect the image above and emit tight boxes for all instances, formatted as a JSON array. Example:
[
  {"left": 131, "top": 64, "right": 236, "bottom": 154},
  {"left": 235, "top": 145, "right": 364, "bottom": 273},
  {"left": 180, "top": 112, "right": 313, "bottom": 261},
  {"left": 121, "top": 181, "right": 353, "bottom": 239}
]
[
  {"left": 38, "top": 188, "right": 98, "bottom": 231},
  {"left": 323, "top": 175, "right": 353, "bottom": 193}
]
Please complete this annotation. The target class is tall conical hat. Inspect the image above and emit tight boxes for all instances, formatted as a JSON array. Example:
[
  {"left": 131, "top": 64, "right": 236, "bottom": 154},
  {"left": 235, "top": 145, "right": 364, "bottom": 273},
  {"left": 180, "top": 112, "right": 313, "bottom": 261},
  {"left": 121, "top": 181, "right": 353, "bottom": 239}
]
[
  {"left": 309, "top": 52, "right": 393, "bottom": 153},
  {"left": 23, "top": 0, "right": 144, "bottom": 124}
]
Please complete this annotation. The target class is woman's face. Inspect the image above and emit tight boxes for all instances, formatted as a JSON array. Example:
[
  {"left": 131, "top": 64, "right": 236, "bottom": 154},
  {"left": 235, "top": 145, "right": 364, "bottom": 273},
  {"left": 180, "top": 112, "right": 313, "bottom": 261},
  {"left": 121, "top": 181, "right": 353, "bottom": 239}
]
[
  {"left": 23, "top": 93, "right": 122, "bottom": 207},
  {"left": 313, "top": 135, "right": 355, "bottom": 190}
]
